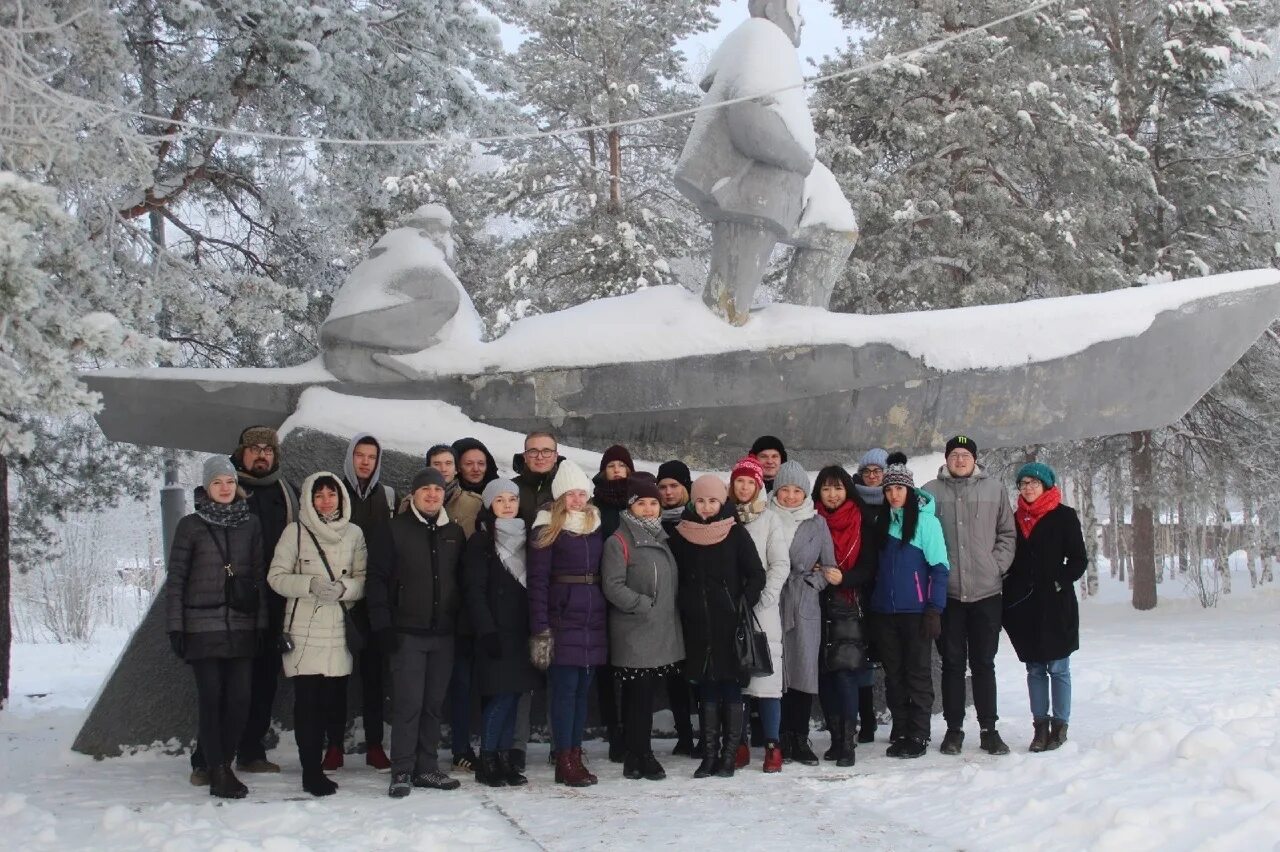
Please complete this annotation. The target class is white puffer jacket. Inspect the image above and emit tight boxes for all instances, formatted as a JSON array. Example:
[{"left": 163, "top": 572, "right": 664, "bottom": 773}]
[
  {"left": 741, "top": 506, "right": 789, "bottom": 699},
  {"left": 269, "top": 472, "right": 367, "bottom": 678}
]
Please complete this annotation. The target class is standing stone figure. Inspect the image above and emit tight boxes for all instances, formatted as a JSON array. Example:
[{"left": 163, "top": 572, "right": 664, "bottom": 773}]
[{"left": 675, "top": 0, "right": 857, "bottom": 325}]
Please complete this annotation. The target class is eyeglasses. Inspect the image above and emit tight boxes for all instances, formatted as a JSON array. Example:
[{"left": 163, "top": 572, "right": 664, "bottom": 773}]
[
  {"left": 861, "top": 466, "right": 884, "bottom": 475},
  {"left": 524, "top": 448, "right": 556, "bottom": 459},
  {"left": 246, "top": 444, "right": 275, "bottom": 455},
  {"left": 1017, "top": 479, "right": 1041, "bottom": 489}
]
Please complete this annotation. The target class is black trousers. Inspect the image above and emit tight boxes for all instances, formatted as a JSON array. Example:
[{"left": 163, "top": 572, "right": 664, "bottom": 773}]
[
  {"left": 781, "top": 688, "right": 813, "bottom": 737},
  {"left": 939, "top": 594, "right": 1002, "bottom": 730},
  {"left": 597, "top": 664, "right": 620, "bottom": 731},
  {"left": 190, "top": 657, "right": 253, "bottom": 770},
  {"left": 325, "top": 645, "right": 387, "bottom": 749},
  {"left": 869, "top": 612, "right": 933, "bottom": 742},
  {"left": 665, "top": 671, "right": 693, "bottom": 739},
  {"left": 621, "top": 672, "right": 659, "bottom": 757},
  {"left": 294, "top": 675, "right": 345, "bottom": 774}
]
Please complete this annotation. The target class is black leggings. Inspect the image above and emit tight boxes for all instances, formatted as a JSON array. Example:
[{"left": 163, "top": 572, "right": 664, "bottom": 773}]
[
  {"left": 190, "top": 657, "right": 253, "bottom": 769},
  {"left": 782, "top": 689, "right": 814, "bottom": 737},
  {"left": 294, "top": 675, "right": 345, "bottom": 773}
]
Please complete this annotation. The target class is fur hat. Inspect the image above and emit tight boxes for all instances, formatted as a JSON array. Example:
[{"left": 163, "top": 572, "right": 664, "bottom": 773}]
[
  {"left": 202, "top": 455, "right": 237, "bottom": 490},
  {"left": 772, "top": 460, "right": 811, "bottom": 494},
  {"left": 410, "top": 468, "right": 447, "bottom": 493},
  {"left": 691, "top": 474, "right": 728, "bottom": 504},
  {"left": 656, "top": 460, "right": 693, "bottom": 491},
  {"left": 857, "top": 448, "right": 889, "bottom": 472},
  {"left": 945, "top": 435, "right": 978, "bottom": 460},
  {"left": 627, "top": 472, "right": 661, "bottom": 504},
  {"left": 730, "top": 455, "right": 766, "bottom": 492},
  {"left": 749, "top": 435, "right": 787, "bottom": 463},
  {"left": 481, "top": 477, "right": 520, "bottom": 509},
  {"left": 599, "top": 444, "right": 635, "bottom": 475},
  {"left": 1016, "top": 462, "right": 1056, "bottom": 489},
  {"left": 551, "top": 459, "right": 593, "bottom": 499},
  {"left": 237, "top": 425, "right": 280, "bottom": 453}
]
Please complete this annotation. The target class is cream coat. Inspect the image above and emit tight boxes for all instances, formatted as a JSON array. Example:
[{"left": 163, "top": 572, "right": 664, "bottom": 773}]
[
  {"left": 269, "top": 472, "right": 367, "bottom": 678},
  {"left": 741, "top": 507, "right": 789, "bottom": 698}
]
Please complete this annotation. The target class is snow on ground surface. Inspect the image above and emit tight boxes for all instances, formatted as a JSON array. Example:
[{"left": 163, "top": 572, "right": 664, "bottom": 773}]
[{"left": 4, "top": 568, "right": 1277, "bottom": 851}]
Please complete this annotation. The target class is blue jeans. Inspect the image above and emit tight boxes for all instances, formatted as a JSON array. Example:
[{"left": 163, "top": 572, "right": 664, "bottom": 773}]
[
  {"left": 481, "top": 692, "right": 519, "bottom": 752},
  {"left": 758, "top": 697, "right": 781, "bottom": 742},
  {"left": 1026, "top": 657, "right": 1071, "bottom": 723},
  {"left": 548, "top": 665, "right": 594, "bottom": 752},
  {"left": 697, "top": 679, "right": 742, "bottom": 704}
]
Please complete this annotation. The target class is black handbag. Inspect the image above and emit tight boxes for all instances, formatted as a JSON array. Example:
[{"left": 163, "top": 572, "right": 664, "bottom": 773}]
[
  {"left": 823, "top": 591, "right": 869, "bottom": 672},
  {"left": 734, "top": 595, "right": 773, "bottom": 678},
  {"left": 303, "top": 526, "right": 368, "bottom": 654},
  {"left": 203, "top": 522, "right": 259, "bottom": 615}
]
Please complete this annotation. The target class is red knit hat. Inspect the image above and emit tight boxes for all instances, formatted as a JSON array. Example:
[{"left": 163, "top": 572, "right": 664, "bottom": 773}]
[
  {"left": 730, "top": 455, "right": 765, "bottom": 493},
  {"left": 599, "top": 444, "right": 635, "bottom": 475}
]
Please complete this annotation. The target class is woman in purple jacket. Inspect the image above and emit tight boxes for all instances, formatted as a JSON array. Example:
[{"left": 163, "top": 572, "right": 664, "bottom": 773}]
[{"left": 527, "top": 460, "right": 607, "bottom": 788}]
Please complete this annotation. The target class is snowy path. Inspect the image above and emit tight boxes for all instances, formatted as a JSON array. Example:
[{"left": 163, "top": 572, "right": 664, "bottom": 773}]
[{"left": 3, "top": 582, "right": 1278, "bottom": 851}]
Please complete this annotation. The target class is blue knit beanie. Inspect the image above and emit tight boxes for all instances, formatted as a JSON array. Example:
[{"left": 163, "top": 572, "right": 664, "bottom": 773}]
[
  {"left": 857, "top": 448, "right": 889, "bottom": 471},
  {"left": 1016, "top": 462, "right": 1056, "bottom": 489}
]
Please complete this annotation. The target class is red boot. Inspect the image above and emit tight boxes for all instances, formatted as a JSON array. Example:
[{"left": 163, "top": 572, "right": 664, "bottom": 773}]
[
  {"left": 322, "top": 745, "right": 344, "bottom": 771},
  {"left": 763, "top": 743, "right": 783, "bottom": 773},
  {"left": 734, "top": 742, "right": 750, "bottom": 769},
  {"left": 365, "top": 744, "right": 390, "bottom": 771},
  {"left": 556, "top": 750, "right": 592, "bottom": 787},
  {"left": 571, "top": 747, "right": 599, "bottom": 785}
]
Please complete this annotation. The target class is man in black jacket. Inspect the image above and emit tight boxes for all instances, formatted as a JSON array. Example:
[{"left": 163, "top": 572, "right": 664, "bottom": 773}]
[
  {"left": 192, "top": 425, "right": 298, "bottom": 781},
  {"left": 368, "top": 468, "right": 467, "bottom": 797},
  {"left": 512, "top": 431, "right": 563, "bottom": 525}
]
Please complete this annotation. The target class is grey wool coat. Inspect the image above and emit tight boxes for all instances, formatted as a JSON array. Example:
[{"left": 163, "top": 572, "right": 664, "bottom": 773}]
[
  {"left": 600, "top": 512, "right": 686, "bottom": 670},
  {"left": 777, "top": 510, "right": 835, "bottom": 695}
]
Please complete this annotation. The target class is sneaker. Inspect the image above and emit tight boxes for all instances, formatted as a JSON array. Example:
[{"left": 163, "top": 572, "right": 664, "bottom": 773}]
[
  {"left": 235, "top": 758, "right": 281, "bottom": 773},
  {"left": 189, "top": 767, "right": 209, "bottom": 787},
  {"left": 366, "top": 744, "right": 391, "bottom": 771},
  {"left": 322, "top": 745, "right": 344, "bottom": 771},
  {"left": 389, "top": 771, "right": 412, "bottom": 798},
  {"left": 451, "top": 748, "right": 478, "bottom": 772},
  {"left": 939, "top": 729, "right": 965, "bottom": 755},
  {"left": 979, "top": 729, "right": 1010, "bottom": 756},
  {"left": 895, "top": 737, "right": 927, "bottom": 759},
  {"left": 412, "top": 770, "right": 461, "bottom": 790}
]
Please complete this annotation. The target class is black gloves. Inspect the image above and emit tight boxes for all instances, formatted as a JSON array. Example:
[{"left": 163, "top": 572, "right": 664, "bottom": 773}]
[
  {"left": 480, "top": 632, "right": 503, "bottom": 658},
  {"left": 168, "top": 631, "right": 186, "bottom": 659},
  {"left": 920, "top": 609, "right": 942, "bottom": 640}
]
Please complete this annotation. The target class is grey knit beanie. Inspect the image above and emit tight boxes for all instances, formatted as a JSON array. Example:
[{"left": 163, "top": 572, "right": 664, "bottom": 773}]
[
  {"left": 857, "top": 448, "right": 889, "bottom": 471},
  {"left": 203, "top": 455, "right": 238, "bottom": 490},
  {"left": 772, "top": 460, "right": 810, "bottom": 494},
  {"left": 481, "top": 477, "right": 520, "bottom": 509}
]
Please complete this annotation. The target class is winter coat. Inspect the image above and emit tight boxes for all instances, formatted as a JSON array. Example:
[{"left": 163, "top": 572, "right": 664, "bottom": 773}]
[
  {"left": 820, "top": 497, "right": 878, "bottom": 673},
  {"left": 345, "top": 476, "right": 395, "bottom": 542},
  {"left": 600, "top": 513, "right": 685, "bottom": 670},
  {"left": 778, "top": 512, "right": 834, "bottom": 695},
  {"left": 447, "top": 487, "right": 483, "bottom": 539},
  {"left": 463, "top": 520, "right": 540, "bottom": 695},
  {"left": 669, "top": 514, "right": 766, "bottom": 685},
  {"left": 922, "top": 466, "right": 1016, "bottom": 603},
  {"left": 512, "top": 454, "right": 564, "bottom": 526},
  {"left": 741, "top": 509, "right": 790, "bottom": 698},
  {"left": 166, "top": 505, "right": 267, "bottom": 660},
  {"left": 237, "top": 468, "right": 299, "bottom": 633},
  {"left": 268, "top": 473, "right": 368, "bottom": 678},
  {"left": 870, "top": 490, "right": 950, "bottom": 615},
  {"left": 367, "top": 505, "right": 467, "bottom": 637},
  {"left": 1003, "top": 504, "right": 1088, "bottom": 663},
  {"left": 527, "top": 522, "right": 608, "bottom": 668}
]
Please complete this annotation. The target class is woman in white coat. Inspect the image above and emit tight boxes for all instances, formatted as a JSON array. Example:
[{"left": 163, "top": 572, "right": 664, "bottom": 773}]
[
  {"left": 730, "top": 455, "right": 790, "bottom": 772},
  {"left": 269, "top": 472, "right": 367, "bottom": 797}
]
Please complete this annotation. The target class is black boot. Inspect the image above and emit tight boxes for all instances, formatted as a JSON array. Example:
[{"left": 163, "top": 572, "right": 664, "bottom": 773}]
[
  {"left": 639, "top": 751, "right": 666, "bottom": 781},
  {"left": 694, "top": 701, "right": 720, "bottom": 779},
  {"left": 302, "top": 769, "right": 338, "bottom": 797},
  {"left": 623, "top": 752, "right": 644, "bottom": 780},
  {"left": 823, "top": 718, "right": 843, "bottom": 762},
  {"left": 497, "top": 750, "right": 527, "bottom": 786},
  {"left": 209, "top": 764, "right": 247, "bottom": 800},
  {"left": 608, "top": 725, "right": 626, "bottom": 763},
  {"left": 791, "top": 732, "right": 820, "bottom": 766},
  {"left": 716, "top": 701, "right": 743, "bottom": 778},
  {"left": 837, "top": 719, "right": 858, "bottom": 768},
  {"left": 858, "top": 685, "right": 878, "bottom": 743},
  {"left": 475, "top": 751, "right": 506, "bottom": 787}
]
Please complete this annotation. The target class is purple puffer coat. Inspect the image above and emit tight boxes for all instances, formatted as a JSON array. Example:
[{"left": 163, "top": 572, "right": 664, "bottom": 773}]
[{"left": 527, "top": 525, "right": 608, "bottom": 668}]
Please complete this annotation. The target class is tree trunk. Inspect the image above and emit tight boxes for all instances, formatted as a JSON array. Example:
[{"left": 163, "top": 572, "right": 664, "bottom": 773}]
[
  {"left": 1108, "top": 462, "right": 1122, "bottom": 579},
  {"left": 1130, "top": 430, "right": 1158, "bottom": 610},
  {"left": 1077, "top": 462, "right": 1100, "bottom": 597},
  {"left": 1215, "top": 481, "right": 1232, "bottom": 596},
  {"left": 1243, "top": 486, "right": 1259, "bottom": 588},
  {"left": 1, "top": 453, "right": 10, "bottom": 709},
  {"left": 607, "top": 129, "right": 622, "bottom": 214}
]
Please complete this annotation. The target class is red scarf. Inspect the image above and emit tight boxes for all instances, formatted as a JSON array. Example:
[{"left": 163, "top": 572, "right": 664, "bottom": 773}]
[
  {"left": 1017, "top": 486, "right": 1061, "bottom": 538},
  {"left": 818, "top": 500, "right": 862, "bottom": 606}
]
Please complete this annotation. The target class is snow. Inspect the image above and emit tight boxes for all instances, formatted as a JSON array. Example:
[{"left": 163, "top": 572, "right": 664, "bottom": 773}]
[
  {"left": 4, "top": 570, "right": 1278, "bottom": 850},
  {"left": 394, "top": 268, "right": 1280, "bottom": 376},
  {"left": 799, "top": 161, "right": 858, "bottom": 231},
  {"left": 91, "top": 356, "right": 335, "bottom": 385}
]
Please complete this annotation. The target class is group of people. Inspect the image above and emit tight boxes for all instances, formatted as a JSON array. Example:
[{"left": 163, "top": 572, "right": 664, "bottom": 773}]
[{"left": 165, "top": 426, "right": 1088, "bottom": 800}]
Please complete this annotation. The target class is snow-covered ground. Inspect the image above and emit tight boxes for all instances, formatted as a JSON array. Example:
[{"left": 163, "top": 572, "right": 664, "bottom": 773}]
[{"left": 3, "top": 570, "right": 1278, "bottom": 851}]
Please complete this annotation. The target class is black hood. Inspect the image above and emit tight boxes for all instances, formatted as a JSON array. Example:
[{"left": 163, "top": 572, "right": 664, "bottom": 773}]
[{"left": 452, "top": 437, "right": 499, "bottom": 493}]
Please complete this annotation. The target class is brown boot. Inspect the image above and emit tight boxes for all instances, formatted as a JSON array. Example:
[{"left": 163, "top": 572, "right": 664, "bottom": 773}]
[
  {"left": 1045, "top": 721, "right": 1068, "bottom": 751},
  {"left": 1029, "top": 720, "right": 1051, "bottom": 753},
  {"left": 555, "top": 750, "right": 592, "bottom": 788},
  {"left": 571, "top": 747, "right": 598, "bottom": 785}
]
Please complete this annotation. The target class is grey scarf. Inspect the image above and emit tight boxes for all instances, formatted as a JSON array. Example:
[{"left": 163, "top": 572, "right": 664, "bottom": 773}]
[
  {"left": 626, "top": 512, "right": 666, "bottom": 542},
  {"left": 493, "top": 517, "right": 528, "bottom": 587}
]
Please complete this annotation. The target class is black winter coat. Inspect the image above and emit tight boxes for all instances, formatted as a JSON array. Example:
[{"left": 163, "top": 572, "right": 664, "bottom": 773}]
[
  {"left": 669, "top": 516, "right": 766, "bottom": 685},
  {"left": 512, "top": 454, "right": 564, "bottom": 526},
  {"left": 241, "top": 473, "right": 298, "bottom": 633},
  {"left": 166, "top": 510, "right": 267, "bottom": 660},
  {"left": 463, "top": 521, "right": 539, "bottom": 695},
  {"left": 1002, "top": 504, "right": 1088, "bottom": 663},
  {"left": 367, "top": 511, "right": 467, "bottom": 637},
  {"left": 820, "top": 499, "right": 878, "bottom": 673}
]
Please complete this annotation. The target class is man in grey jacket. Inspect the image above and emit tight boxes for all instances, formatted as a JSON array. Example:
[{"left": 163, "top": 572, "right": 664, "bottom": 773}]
[{"left": 922, "top": 436, "right": 1016, "bottom": 756}]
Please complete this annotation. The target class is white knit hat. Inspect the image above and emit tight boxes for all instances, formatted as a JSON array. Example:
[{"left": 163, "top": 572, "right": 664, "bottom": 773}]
[{"left": 551, "top": 460, "right": 593, "bottom": 499}]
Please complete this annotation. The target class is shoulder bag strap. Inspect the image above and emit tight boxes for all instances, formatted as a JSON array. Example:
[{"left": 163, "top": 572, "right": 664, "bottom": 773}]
[
  {"left": 201, "top": 521, "right": 234, "bottom": 576},
  {"left": 302, "top": 525, "right": 350, "bottom": 613}
]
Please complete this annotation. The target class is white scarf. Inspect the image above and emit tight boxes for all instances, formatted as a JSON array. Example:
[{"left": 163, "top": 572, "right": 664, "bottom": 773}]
[
  {"left": 493, "top": 517, "right": 528, "bottom": 587},
  {"left": 768, "top": 495, "right": 816, "bottom": 548},
  {"left": 532, "top": 507, "right": 601, "bottom": 535},
  {"left": 410, "top": 503, "right": 452, "bottom": 527}
]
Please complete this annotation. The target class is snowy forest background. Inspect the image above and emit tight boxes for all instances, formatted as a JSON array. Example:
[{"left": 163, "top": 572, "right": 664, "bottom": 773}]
[{"left": 2, "top": 0, "right": 1280, "bottom": 708}]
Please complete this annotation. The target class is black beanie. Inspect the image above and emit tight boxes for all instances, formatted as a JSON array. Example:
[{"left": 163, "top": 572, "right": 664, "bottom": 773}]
[
  {"left": 627, "top": 472, "right": 661, "bottom": 504},
  {"left": 656, "top": 460, "right": 693, "bottom": 491},
  {"left": 410, "top": 468, "right": 447, "bottom": 493},
  {"left": 749, "top": 435, "right": 788, "bottom": 462},
  {"left": 944, "top": 435, "right": 978, "bottom": 460}
]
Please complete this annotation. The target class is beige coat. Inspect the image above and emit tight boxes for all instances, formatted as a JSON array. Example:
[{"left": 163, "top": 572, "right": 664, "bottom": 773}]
[{"left": 269, "top": 472, "right": 367, "bottom": 678}]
